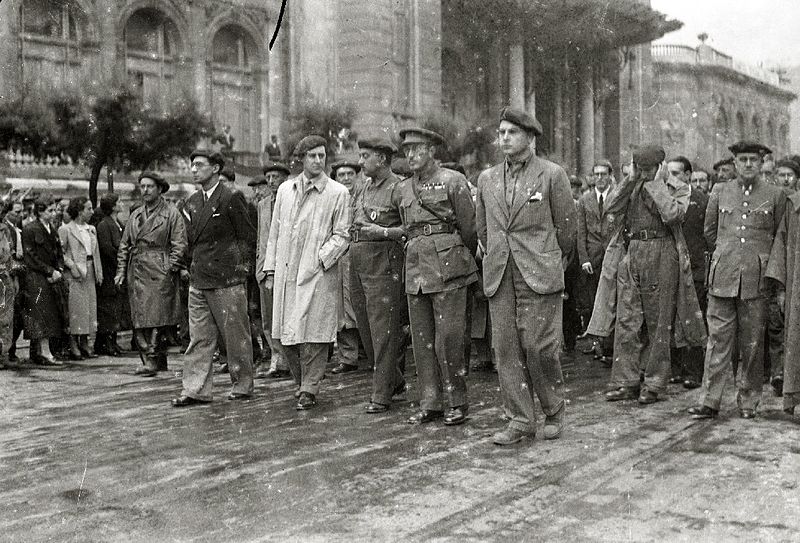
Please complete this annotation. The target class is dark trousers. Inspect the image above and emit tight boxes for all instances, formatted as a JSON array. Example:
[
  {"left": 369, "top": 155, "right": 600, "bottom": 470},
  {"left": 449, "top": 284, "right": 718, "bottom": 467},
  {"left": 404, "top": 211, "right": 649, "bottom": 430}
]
[
  {"left": 671, "top": 280, "right": 707, "bottom": 382},
  {"left": 489, "top": 259, "right": 565, "bottom": 432},
  {"left": 284, "top": 342, "right": 330, "bottom": 395},
  {"left": 767, "top": 293, "right": 784, "bottom": 381},
  {"left": 407, "top": 287, "right": 469, "bottom": 411},
  {"left": 135, "top": 327, "right": 168, "bottom": 370}
]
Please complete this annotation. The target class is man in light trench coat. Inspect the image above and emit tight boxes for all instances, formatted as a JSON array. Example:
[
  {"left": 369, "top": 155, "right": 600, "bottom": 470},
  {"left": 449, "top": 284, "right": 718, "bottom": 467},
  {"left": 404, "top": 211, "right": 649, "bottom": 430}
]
[{"left": 264, "top": 135, "right": 351, "bottom": 410}]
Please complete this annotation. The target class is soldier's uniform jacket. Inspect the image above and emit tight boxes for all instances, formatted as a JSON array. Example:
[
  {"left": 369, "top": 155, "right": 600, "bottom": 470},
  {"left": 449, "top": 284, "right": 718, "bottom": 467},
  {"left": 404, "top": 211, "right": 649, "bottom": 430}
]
[
  {"left": 392, "top": 166, "right": 478, "bottom": 294},
  {"left": 352, "top": 172, "right": 403, "bottom": 236},
  {"left": 705, "top": 177, "right": 786, "bottom": 299}
]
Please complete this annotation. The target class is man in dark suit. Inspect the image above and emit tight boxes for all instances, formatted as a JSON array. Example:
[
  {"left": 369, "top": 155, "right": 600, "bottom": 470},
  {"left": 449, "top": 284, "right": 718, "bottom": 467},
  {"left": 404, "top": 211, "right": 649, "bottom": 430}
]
[
  {"left": 172, "top": 149, "right": 257, "bottom": 406},
  {"left": 476, "top": 107, "right": 576, "bottom": 445}
]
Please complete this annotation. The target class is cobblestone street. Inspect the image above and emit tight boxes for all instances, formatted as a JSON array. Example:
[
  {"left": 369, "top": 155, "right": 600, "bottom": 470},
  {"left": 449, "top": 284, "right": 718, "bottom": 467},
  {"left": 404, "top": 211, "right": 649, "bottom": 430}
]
[{"left": 2, "top": 338, "right": 799, "bottom": 542}]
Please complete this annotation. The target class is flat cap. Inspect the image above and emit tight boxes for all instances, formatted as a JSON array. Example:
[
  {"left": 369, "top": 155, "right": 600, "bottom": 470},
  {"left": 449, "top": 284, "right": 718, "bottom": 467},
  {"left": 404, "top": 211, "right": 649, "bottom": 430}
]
[
  {"left": 294, "top": 135, "right": 328, "bottom": 157},
  {"left": 632, "top": 144, "right": 666, "bottom": 167},
  {"left": 190, "top": 148, "right": 225, "bottom": 169},
  {"left": 263, "top": 161, "right": 291, "bottom": 176},
  {"left": 712, "top": 156, "right": 734, "bottom": 170},
  {"left": 139, "top": 171, "right": 169, "bottom": 194},
  {"left": 499, "top": 106, "right": 542, "bottom": 136},
  {"left": 776, "top": 158, "right": 800, "bottom": 178},
  {"left": 330, "top": 161, "right": 361, "bottom": 177},
  {"left": 247, "top": 175, "right": 268, "bottom": 187},
  {"left": 398, "top": 127, "right": 445, "bottom": 147},
  {"left": 728, "top": 141, "right": 772, "bottom": 156},
  {"left": 358, "top": 137, "right": 397, "bottom": 156}
]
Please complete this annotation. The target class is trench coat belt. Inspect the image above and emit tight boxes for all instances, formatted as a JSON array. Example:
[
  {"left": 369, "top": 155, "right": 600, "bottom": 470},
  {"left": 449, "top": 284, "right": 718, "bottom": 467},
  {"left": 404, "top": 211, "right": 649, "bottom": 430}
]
[
  {"left": 406, "top": 223, "right": 455, "bottom": 240},
  {"left": 625, "top": 228, "right": 669, "bottom": 241}
]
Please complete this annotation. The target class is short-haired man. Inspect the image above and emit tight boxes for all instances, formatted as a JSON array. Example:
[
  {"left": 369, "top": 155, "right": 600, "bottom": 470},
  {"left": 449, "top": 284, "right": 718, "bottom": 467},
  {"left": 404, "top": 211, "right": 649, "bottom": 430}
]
[
  {"left": 477, "top": 108, "right": 576, "bottom": 444},
  {"left": 690, "top": 168, "right": 711, "bottom": 194},
  {"left": 577, "top": 159, "right": 617, "bottom": 364},
  {"left": 264, "top": 136, "right": 351, "bottom": 410},
  {"left": 713, "top": 157, "right": 737, "bottom": 186},
  {"left": 172, "top": 149, "right": 257, "bottom": 406},
  {"left": 690, "top": 141, "right": 786, "bottom": 419}
]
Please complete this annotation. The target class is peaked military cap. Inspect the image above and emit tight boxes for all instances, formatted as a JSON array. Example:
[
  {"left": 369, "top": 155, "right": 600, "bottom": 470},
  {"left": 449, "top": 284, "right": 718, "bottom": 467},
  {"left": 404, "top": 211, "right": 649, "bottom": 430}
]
[
  {"left": 294, "top": 135, "right": 328, "bottom": 157},
  {"left": 728, "top": 141, "right": 772, "bottom": 156},
  {"left": 632, "top": 144, "right": 666, "bottom": 167},
  {"left": 190, "top": 148, "right": 225, "bottom": 169},
  {"left": 712, "top": 156, "right": 734, "bottom": 170},
  {"left": 139, "top": 171, "right": 169, "bottom": 194},
  {"left": 499, "top": 106, "right": 542, "bottom": 136},
  {"left": 358, "top": 137, "right": 397, "bottom": 156},
  {"left": 398, "top": 127, "right": 445, "bottom": 147},
  {"left": 330, "top": 161, "right": 361, "bottom": 177},
  {"left": 775, "top": 158, "right": 800, "bottom": 178},
  {"left": 263, "top": 161, "right": 291, "bottom": 176},
  {"left": 247, "top": 175, "right": 268, "bottom": 187}
]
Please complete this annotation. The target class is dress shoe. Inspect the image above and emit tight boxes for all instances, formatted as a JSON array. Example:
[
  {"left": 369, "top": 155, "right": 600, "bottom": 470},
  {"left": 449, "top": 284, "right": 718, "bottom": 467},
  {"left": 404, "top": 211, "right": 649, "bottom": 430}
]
[
  {"left": 598, "top": 356, "right": 613, "bottom": 368},
  {"left": 492, "top": 426, "right": 535, "bottom": 446},
  {"left": 134, "top": 366, "right": 157, "bottom": 377},
  {"left": 443, "top": 406, "right": 468, "bottom": 426},
  {"left": 581, "top": 342, "right": 597, "bottom": 355},
  {"left": 739, "top": 409, "right": 756, "bottom": 419},
  {"left": 406, "top": 410, "right": 444, "bottom": 425},
  {"left": 268, "top": 368, "right": 291, "bottom": 379},
  {"left": 605, "top": 387, "right": 639, "bottom": 402},
  {"left": 227, "top": 393, "right": 251, "bottom": 400},
  {"left": 683, "top": 379, "right": 701, "bottom": 390},
  {"left": 31, "top": 354, "right": 63, "bottom": 366},
  {"left": 331, "top": 362, "right": 358, "bottom": 374},
  {"left": 638, "top": 390, "right": 658, "bottom": 405},
  {"left": 67, "top": 351, "right": 85, "bottom": 361},
  {"left": 294, "top": 389, "right": 302, "bottom": 399},
  {"left": 688, "top": 405, "right": 718, "bottom": 419},
  {"left": 296, "top": 392, "right": 316, "bottom": 410},
  {"left": 772, "top": 377, "right": 784, "bottom": 397},
  {"left": 543, "top": 404, "right": 565, "bottom": 440},
  {"left": 784, "top": 406, "right": 796, "bottom": 416},
  {"left": 171, "top": 396, "right": 210, "bottom": 407},
  {"left": 365, "top": 402, "right": 388, "bottom": 413},
  {"left": 668, "top": 375, "right": 684, "bottom": 384}
]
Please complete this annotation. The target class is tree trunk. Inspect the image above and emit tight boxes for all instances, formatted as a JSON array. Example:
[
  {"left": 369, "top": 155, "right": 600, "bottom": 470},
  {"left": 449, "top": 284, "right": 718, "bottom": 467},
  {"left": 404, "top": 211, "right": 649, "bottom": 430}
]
[{"left": 89, "top": 154, "right": 106, "bottom": 208}]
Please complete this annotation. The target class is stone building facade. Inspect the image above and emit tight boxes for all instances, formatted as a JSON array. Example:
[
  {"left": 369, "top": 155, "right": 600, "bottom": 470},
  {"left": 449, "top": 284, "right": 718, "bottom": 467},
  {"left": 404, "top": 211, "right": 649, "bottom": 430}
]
[{"left": 650, "top": 42, "right": 795, "bottom": 169}]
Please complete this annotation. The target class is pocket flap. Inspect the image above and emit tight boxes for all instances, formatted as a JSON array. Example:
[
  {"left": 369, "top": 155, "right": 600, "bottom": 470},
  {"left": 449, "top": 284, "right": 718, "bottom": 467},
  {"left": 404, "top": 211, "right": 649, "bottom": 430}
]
[{"left": 433, "top": 236, "right": 460, "bottom": 252}]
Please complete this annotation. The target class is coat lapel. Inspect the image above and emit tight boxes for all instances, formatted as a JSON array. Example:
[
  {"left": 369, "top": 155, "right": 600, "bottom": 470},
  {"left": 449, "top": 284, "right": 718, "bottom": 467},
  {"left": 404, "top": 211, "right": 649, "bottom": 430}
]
[
  {"left": 508, "top": 157, "right": 545, "bottom": 225},
  {"left": 137, "top": 199, "right": 167, "bottom": 241},
  {"left": 488, "top": 167, "right": 510, "bottom": 220},
  {"left": 192, "top": 184, "right": 225, "bottom": 242}
]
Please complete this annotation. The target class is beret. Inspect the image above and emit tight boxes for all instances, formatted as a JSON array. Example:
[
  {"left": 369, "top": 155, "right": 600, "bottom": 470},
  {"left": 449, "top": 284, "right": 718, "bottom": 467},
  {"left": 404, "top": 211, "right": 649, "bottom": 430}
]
[
  {"left": 219, "top": 166, "right": 236, "bottom": 183},
  {"left": 632, "top": 144, "right": 666, "bottom": 167},
  {"left": 330, "top": 161, "right": 361, "bottom": 177},
  {"left": 712, "top": 156, "right": 734, "bottom": 170},
  {"left": 569, "top": 175, "right": 583, "bottom": 187},
  {"left": 775, "top": 159, "right": 800, "bottom": 178},
  {"left": 262, "top": 161, "right": 291, "bottom": 176},
  {"left": 247, "top": 175, "right": 268, "bottom": 187},
  {"left": 138, "top": 171, "right": 169, "bottom": 194},
  {"left": 728, "top": 141, "right": 772, "bottom": 156},
  {"left": 398, "top": 127, "right": 445, "bottom": 147},
  {"left": 190, "top": 148, "right": 225, "bottom": 169},
  {"left": 358, "top": 137, "right": 397, "bottom": 156},
  {"left": 499, "top": 106, "right": 542, "bottom": 136},
  {"left": 294, "top": 135, "right": 328, "bottom": 157},
  {"left": 441, "top": 162, "right": 466, "bottom": 176}
]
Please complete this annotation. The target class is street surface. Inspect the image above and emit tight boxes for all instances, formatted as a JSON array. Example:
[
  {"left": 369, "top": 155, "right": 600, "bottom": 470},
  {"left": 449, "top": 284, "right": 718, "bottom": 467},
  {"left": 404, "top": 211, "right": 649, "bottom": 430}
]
[{"left": 1, "top": 337, "right": 799, "bottom": 542}]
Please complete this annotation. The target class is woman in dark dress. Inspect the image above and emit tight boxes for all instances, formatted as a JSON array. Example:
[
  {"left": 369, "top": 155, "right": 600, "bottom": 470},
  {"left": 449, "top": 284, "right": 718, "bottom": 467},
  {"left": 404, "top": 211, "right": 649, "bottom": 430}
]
[{"left": 21, "top": 196, "right": 65, "bottom": 365}]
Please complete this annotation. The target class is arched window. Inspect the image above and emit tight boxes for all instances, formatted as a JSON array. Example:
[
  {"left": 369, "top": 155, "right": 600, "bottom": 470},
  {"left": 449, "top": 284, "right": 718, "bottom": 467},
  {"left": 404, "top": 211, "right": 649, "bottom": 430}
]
[
  {"left": 125, "top": 8, "right": 180, "bottom": 57},
  {"left": 212, "top": 25, "right": 252, "bottom": 68},
  {"left": 22, "top": 0, "right": 82, "bottom": 41}
]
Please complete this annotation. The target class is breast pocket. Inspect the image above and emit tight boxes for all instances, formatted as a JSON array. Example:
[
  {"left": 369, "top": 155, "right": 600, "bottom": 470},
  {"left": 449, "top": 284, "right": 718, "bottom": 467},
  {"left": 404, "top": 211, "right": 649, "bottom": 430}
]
[
  {"left": 751, "top": 208, "right": 773, "bottom": 230},
  {"left": 718, "top": 207, "right": 732, "bottom": 228}
]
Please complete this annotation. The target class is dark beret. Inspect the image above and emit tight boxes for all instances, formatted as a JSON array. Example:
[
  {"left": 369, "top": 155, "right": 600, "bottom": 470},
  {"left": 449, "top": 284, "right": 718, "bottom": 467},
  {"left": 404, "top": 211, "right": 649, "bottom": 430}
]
[
  {"left": 138, "top": 171, "right": 169, "bottom": 194},
  {"left": 294, "top": 135, "right": 328, "bottom": 157},
  {"left": 398, "top": 127, "right": 445, "bottom": 147},
  {"left": 219, "top": 166, "right": 236, "bottom": 183},
  {"left": 728, "top": 141, "right": 772, "bottom": 156},
  {"left": 499, "top": 106, "right": 542, "bottom": 136},
  {"left": 190, "top": 148, "right": 225, "bottom": 169},
  {"left": 712, "top": 156, "right": 734, "bottom": 170},
  {"left": 441, "top": 162, "right": 466, "bottom": 176},
  {"left": 569, "top": 175, "right": 583, "bottom": 187},
  {"left": 358, "top": 137, "right": 397, "bottom": 156},
  {"left": 632, "top": 144, "right": 666, "bottom": 167},
  {"left": 263, "top": 161, "right": 290, "bottom": 175},
  {"left": 330, "top": 161, "right": 361, "bottom": 177},
  {"left": 247, "top": 175, "right": 268, "bottom": 187},
  {"left": 776, "top": 159, "right": 800, "bottom": 178}
]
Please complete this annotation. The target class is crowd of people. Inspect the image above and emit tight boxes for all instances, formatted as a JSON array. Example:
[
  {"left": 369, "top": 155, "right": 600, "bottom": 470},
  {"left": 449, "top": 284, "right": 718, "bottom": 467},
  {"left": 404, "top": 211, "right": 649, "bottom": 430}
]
[{"left": 3, "top": 106, "right": 800, "bottom": 447}]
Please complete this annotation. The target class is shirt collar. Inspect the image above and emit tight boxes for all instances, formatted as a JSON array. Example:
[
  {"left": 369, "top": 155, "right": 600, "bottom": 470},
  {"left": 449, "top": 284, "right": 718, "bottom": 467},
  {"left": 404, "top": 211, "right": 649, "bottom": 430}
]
[
  {"left": 505, "top": 149, "right": 532, "bottom": 169},
  {"left": 295, "top": 172, "right": 327, "bottom": 193},
  {"left": 595, "top": 186, "right": 609, "bottom": 200},
  {"left": 204, "top": 181, "right": 220, "bottom": 199}
]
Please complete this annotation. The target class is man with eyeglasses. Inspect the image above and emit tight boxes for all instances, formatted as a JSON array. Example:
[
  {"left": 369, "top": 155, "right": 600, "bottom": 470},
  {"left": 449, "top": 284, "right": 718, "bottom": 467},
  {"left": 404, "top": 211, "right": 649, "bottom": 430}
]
[
  {"left": 689, "top": 141, "right": 786, "bottom": 420},
  {"left": 392, "top": 127, "right": 478, "bottom": 426},
  {"left": 476, "top": 108, "right": 576, "bottom": 445},
  {"left": 172, "top": 149, "right": 257, "bottom": 407},
  {"left": 577, "top": 159, "right": 617, "bottom": 365}
]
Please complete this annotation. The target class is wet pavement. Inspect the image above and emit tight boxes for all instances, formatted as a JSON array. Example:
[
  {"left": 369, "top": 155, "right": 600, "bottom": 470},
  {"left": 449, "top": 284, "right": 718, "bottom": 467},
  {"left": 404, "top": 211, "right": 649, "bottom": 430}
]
[{"left": 1, "top": 337, "right": 800, "bottom": 542}]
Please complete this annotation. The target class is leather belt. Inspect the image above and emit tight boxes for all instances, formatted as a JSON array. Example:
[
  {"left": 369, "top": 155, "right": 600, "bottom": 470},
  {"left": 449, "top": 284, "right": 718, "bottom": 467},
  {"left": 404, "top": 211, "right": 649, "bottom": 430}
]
[
  {"left": 625, "top": 228, "right": 669, "bottom": 241},
  {"left": 406, "top": 223, "right": 455, "bottom": 240}
]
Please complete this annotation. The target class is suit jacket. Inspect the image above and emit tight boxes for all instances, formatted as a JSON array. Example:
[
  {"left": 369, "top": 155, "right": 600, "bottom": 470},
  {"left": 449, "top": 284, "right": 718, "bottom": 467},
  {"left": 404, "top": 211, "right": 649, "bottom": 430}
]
[
  {"left": 22, "top": 219, "right": 61, "bottom": 277},
  {"left": 58, "top": 221, "right": 103, "bottom": 284},
  {"left": 184, "top": 182, "right": 257, "bottom": 289},
  {"left": 683, "top": 187, "right": 709, "bottom": 282},
  {"left": 255, "top": 192, "right": 276, "bottom": 284},
  {"left": 576, "top": 188, "right": 618, "bottom": 270},
  {"left": 476, "top": 154, "right": 576, "bottom": 296}
]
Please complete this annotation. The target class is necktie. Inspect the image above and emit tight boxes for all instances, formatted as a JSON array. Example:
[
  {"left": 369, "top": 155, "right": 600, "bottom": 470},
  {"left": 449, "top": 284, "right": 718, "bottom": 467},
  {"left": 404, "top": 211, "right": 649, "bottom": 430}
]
[
  {"left": 598, "top": 194, "right": 604, "bottom": 217},
  {"left": 203, "top": 192, "right": 208, "bottom": 205}
]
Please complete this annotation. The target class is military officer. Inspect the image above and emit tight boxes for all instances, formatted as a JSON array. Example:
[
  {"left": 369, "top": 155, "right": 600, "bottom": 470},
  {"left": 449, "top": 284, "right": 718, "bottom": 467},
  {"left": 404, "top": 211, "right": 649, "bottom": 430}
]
[
  {"left": 392, "top": 127, "right": 478, "bottom": 426},
  {"left": 690, "top": 141, "right": 786, "bottom": 420},
  {"left": 351, "top": 137, "right": 408, "bottom": 412}
]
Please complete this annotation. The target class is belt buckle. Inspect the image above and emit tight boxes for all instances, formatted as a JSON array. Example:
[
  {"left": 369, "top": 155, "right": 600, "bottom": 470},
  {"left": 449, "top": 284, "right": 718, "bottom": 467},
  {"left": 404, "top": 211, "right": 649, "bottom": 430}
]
[
  {"left": 639, "top": 229, "right": 649, "bottom": 241},
  {"left": 423, "top": 224, "right": 432, "bottom": 235}
]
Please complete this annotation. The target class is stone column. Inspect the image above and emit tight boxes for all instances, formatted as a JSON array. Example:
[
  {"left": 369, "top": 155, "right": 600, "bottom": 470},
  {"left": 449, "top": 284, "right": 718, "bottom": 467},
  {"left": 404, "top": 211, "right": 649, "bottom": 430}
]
[
  {"left": 577, "top": 62, "right": 595, "bottom": 175},
  {"left": 508, "top": 44, "right": 524, "bottom": 110},
  {"left": 0, "top": 0, "right": 19, "bottom": 100}
]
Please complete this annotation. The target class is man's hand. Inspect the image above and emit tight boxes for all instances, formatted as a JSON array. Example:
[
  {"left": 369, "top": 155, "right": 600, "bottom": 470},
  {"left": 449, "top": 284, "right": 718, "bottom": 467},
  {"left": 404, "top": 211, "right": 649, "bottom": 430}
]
[
  {"left": 114, "top": 274, "right": 124, "bottom": 287},
  {"left": 778, "top": 289, "right": 786, "bottom": 315},
  {"left": 357, "top": 223, "right": 383, "bottom": 238},
  {"left": 179, "top": 269, "right": 190, "bottom": 282},
  {"left": 264, "top": 275, "right": 274, "bottom": 290},
  {"left": 50, "top": 269, "right": 62, "bottom": 282},
  {"left": 581, "top": 262, "right": 594, "bottom": 275}
]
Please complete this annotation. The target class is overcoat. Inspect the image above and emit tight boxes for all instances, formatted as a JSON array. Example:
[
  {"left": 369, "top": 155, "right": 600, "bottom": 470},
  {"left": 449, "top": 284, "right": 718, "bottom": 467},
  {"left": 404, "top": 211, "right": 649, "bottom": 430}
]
[
  {"left": 21, "top": 219, "right": 64, "bottom": 338},
  {"left": 59, "top": 221, "right": 103, "bottom": 334},
  {"left": 95, "top": 214, "right": 129, "bottom": 332},
  {"left": 116, "top": 197, "right": 187, "bottom": 328},
  {"left": 265, "top": 173, "right": 351, "bottom": 345}
]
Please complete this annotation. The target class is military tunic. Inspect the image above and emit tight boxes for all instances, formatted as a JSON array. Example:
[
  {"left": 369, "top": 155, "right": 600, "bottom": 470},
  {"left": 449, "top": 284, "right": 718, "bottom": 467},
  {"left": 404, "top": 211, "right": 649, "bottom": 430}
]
[
  {"left": 350, "top": 171, "right": 407, "bottom": 405},
  {"left": 701, "top": 177, "right": 786, "bottom": 411},
  {"left": 392, "top": 165, "right": 478, "bottom": 411}
]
